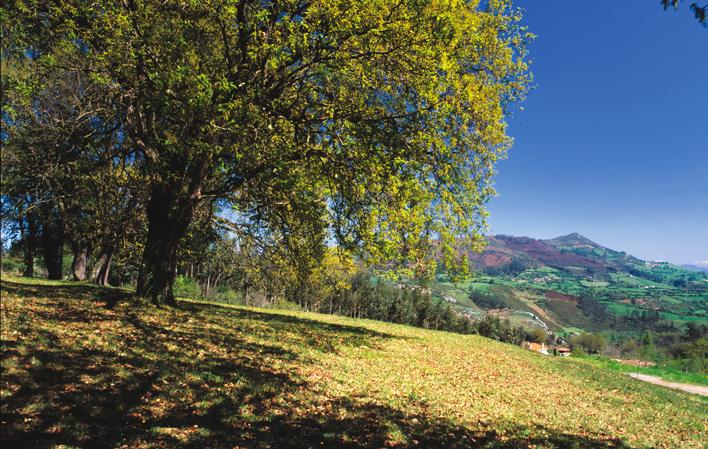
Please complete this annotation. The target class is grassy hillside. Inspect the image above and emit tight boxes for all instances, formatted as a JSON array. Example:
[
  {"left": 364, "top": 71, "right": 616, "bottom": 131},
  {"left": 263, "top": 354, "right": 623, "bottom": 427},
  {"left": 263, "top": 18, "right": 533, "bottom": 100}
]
[{"left": 1, "top": 277, "right": 706, "bottom": 448}]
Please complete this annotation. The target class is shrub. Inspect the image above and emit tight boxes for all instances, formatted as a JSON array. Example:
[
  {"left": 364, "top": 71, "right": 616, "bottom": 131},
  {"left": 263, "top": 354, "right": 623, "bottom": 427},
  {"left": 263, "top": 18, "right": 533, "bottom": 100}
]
[
  {"left": 173, "top": 275, "right": 201, "bottom": 299},
  {"left": 273, "top": 298, "right": 302, "bottom": 311},
  {"left": 207, "top": 286, "right": 242, "bottom": 305},
  {"left": 527, "top": 328, "right": 548, "bottom": 344},
  {"left": 0, "top": 256, "right": 24, "bottom": 275},
  {"left": 571, "top": 333, "right": 607, "bottom": 354},
  {"left": 469, "top": 290, "right": 507, "bottom": 309}
]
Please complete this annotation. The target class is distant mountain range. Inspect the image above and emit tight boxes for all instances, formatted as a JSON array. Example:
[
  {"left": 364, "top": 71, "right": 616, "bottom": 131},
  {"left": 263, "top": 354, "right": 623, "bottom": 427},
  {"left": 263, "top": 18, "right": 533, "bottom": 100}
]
[
  {"left": 682, "top": 261, "right": 708, "bottom": 273},
  {"left": 467, "top": 232, "right": 649, "bottom": 276},
  {"left": 430, "top": 232, "right": 707, "bottom": 334}
]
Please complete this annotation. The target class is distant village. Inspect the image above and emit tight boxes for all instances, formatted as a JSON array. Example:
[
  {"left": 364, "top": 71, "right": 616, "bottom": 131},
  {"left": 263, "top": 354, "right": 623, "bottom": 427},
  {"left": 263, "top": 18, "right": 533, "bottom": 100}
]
[{"left": 522, "top": 342, "right": 571, "bottom": 357}]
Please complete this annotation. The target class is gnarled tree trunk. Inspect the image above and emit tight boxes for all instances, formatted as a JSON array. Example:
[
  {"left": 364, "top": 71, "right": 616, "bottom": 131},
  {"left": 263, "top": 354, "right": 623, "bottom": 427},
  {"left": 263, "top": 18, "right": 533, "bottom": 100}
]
[
  {"left": 137, "top": 186, "right": 198, "bottom": 306},
  {"left": 71, "top": 245, "right": 89, "bottom": 281},
  {"left": 41, "top": 216, "right": 64, "bottom": 280},
  {"left": 97, "top": 248, "right": 113, "bottom": 286},
  {"left": 91, "top": 244, "right": 114, "bottom": 286},
  {"left": 91, "top": 252, "right": 108, "bottom": 281}
]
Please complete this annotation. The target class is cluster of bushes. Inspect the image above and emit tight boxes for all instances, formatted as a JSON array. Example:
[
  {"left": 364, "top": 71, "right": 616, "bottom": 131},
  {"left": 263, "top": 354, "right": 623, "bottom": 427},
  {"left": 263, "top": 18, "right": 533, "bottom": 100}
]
[
  {"left": 173, "top": 275, "right": 241, "bottom": 304},
  {"left": 613, "top": 310, "right": 678, "bottom": 333},
  {"left": 0, "top": 255, "right": 26, "bottom": 276},
  {"left": 468, "top": 290, "right": 508, "bottom": 309},
  {"left": 473, "top": 315, "right": 529, "bottom": 344},
  {"left": 583, "top": 324, "right": 707, "bottom": 375},
  {"left": 663, "top": 324, "right": 707, "bottom": 373},
  {"left": 482, "top": 259, "right": 529, "bottom": 276},
  {"left": 570, "top": 333, "right": 607, "bottom": 354},
  {"left": 575, "top": 293, "right": 613, "bottom": 325},
  {"left": 320, "top": 273, "right": 458, "bottom": 330},
  {"left": 574, "top": 291, "right": 682, "bottom": 335}
]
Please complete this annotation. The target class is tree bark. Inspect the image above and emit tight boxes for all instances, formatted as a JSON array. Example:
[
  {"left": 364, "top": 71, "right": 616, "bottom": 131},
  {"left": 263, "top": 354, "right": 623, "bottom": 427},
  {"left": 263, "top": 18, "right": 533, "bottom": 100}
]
[
  {"left": 41, "top": 217, "right": 64, "bottom": 280},
  {"left": 97, "top": 248, "right": 113, "bottom": 286},
  {"left": 137, "top": 186, "right": 198, "bottom": 306},
  {"left": 71, "top": 245, "right": 89, "bottom": 281},
  {"left": 20, "top": 212, "right": 38, "bottom": 277},
  {"left": 91, "top": 252, "right": 108, "bottom": 281}
]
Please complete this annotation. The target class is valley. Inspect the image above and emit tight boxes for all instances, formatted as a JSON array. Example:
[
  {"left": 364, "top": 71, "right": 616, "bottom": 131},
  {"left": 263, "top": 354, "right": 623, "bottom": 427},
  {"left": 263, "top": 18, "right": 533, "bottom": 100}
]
[{"left": 428, "top": 233, "right": 708, "bottom": 336}]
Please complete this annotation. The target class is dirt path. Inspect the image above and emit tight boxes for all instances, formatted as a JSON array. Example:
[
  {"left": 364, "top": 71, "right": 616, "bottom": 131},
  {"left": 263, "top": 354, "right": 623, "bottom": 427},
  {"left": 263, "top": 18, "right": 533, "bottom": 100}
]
[{"left": 628, "top": 373, "right": 708, "bottom": 397}]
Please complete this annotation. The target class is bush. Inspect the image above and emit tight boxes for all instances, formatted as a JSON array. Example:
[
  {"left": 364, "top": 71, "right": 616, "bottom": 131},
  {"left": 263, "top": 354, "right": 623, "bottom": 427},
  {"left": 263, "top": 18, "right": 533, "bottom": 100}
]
[
  {"left": 474, "top": 315, "right": 527, "bottom": 345},
  {"left": 527, "top": 328, "right": 548, "bottom": 344},
  {"left": 469, "top": 290, "right": 507, "bottom": 309},
  {"left": 207, "top": 286, "right": 242, "bottom": 305},
  {"left": 571, "top": 333, "right": 607, "bottom": 354},
  {"left": 273, "top": 298, "right": 302, "bottom": 311},
  {"left": 173, "top": 275, "right": 201, "bottom": 299},
  {"left": 0, "top": 256, "right": 24, "bottom": 275}
]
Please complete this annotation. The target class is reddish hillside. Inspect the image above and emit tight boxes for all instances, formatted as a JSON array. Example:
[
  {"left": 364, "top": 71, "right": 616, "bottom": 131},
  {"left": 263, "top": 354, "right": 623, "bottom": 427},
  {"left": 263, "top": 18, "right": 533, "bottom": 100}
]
[
  {"left": 469, "top": 234, "right": 608, "bottom": 273},
  {"left": 545, "top": 290, "right": 579, "bottom": 303}
]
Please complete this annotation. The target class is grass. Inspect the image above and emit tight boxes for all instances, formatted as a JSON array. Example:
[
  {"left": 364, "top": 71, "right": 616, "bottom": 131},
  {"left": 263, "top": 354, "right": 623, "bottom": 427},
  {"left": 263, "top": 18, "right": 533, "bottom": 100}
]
[
  {"left": 1, "top": 277, "right": 706, "bottom": 448},
  {"left": 573, "top": 355, "right": 708, "bottom": 387}
]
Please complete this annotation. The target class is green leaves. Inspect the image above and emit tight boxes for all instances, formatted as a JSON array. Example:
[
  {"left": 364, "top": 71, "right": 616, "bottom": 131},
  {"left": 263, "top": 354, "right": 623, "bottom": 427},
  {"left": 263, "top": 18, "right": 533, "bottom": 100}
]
[{"left": 4, "top": 0, "right": 531, "bottom": 297}]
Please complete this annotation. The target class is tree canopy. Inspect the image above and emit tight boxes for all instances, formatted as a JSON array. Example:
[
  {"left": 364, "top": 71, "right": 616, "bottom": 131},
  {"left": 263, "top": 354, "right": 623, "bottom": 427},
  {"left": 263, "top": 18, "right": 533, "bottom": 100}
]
[{"left": 2, "top": 0, "right": 531, "bottom": 304}]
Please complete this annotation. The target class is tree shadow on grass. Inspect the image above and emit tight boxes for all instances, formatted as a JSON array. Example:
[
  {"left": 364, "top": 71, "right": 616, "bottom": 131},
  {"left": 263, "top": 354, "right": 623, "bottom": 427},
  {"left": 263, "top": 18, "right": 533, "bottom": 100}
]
[
  {"left": 2, "top": 281, "right": 635, "bottom": 448},
  {"left": 183, "top": 303, "right": 401, "bottom": 354},
  {"left": 203, "top": 396, "right": 634, "bottom": 449},
  {"left": 0, "top": 280, "right": 131, "bottom": 308}
]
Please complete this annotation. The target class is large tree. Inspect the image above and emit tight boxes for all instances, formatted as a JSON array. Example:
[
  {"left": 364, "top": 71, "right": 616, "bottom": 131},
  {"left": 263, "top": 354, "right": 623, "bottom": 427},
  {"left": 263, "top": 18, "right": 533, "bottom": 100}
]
[{"left": 6, "top": 0, "right": 531, "bottom": 304}]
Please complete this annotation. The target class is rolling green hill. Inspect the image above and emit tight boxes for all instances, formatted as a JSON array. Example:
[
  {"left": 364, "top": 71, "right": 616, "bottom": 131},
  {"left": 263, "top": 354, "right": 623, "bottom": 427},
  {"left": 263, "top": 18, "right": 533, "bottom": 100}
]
[
  {"left": 1, "top": 277, "right": 706, "bottom": 448},
  {"left": 429, "top": 233, "right": 708, "bottom": 335}
]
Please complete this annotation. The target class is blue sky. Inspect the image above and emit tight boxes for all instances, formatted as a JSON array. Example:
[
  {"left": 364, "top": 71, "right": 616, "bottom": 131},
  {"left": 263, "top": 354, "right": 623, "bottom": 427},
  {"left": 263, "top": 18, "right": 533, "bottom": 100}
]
[{"left": 487, "top": 1, "right": 708, "bottom": 264}]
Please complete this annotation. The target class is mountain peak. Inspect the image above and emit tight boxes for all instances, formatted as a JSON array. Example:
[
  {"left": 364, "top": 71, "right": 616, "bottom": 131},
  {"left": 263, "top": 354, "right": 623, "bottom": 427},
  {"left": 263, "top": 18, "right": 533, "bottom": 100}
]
[
  {"left": 545, "top": 232, "right": 598, "bottom": 247},
  {"left": 557, "top": 232, "right": 586, "bottom": 240}
]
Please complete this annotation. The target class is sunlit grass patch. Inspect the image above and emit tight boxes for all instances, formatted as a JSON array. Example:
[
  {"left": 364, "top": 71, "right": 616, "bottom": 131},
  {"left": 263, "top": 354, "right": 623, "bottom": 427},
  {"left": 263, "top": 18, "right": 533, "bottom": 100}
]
[{"left": 1, "top": 278, "right": 705, "bottom": 448}]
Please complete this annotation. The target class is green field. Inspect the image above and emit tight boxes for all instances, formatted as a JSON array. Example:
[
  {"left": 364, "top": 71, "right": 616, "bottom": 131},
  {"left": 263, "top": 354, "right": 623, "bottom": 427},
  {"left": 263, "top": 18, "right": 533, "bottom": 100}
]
[
  {"left": 574, "top": 355, "right": 708, "bottom": 387},
  {"left": 431, "top": 263, "right": 708, "bottom": 334},
  {"left": 1, "top": 278, "right": 706, "bottom": 448}
]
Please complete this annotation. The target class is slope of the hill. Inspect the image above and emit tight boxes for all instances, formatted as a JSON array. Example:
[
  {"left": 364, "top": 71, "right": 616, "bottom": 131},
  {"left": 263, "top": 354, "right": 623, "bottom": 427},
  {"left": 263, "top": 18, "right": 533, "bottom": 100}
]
[
  {"left": 469, "top": 233, "right": 667, "bottom": 275},
  {"left": 1, "top": 277, "right": 705, "bottom": 448},
  {"left": 432, "top": 234, "right": 707, "bottom": 333}
]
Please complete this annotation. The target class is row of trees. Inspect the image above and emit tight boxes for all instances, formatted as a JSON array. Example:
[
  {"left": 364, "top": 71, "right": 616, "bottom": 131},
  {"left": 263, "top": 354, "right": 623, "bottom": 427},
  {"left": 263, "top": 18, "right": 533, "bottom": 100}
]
[
  {"left": 165, "top": 245, "right": 532, "bottom": 344},
  {"left": 1, "top": 63, "right": 146, "bottom": 285}
]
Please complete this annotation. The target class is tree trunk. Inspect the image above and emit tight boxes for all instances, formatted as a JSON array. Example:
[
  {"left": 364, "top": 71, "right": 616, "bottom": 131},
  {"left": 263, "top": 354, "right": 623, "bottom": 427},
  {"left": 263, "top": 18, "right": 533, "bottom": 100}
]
[
  {"left": 137, "top": 187, "right": 198, "bottom": 306},
  {"left": 20, "top": 212, "right": 38, "bottom": 277},
  {"left": 91, "top": 252, "right": 108, "bottom": 281},
  {"left": 97, "top": 249, "right": 113, "bottom": 286},
  {"left": 41, "top": 217, "right": 64, "bottom": 280},
  {"left": 71, "top": 245, "right": 89, "bottom": 281}
]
